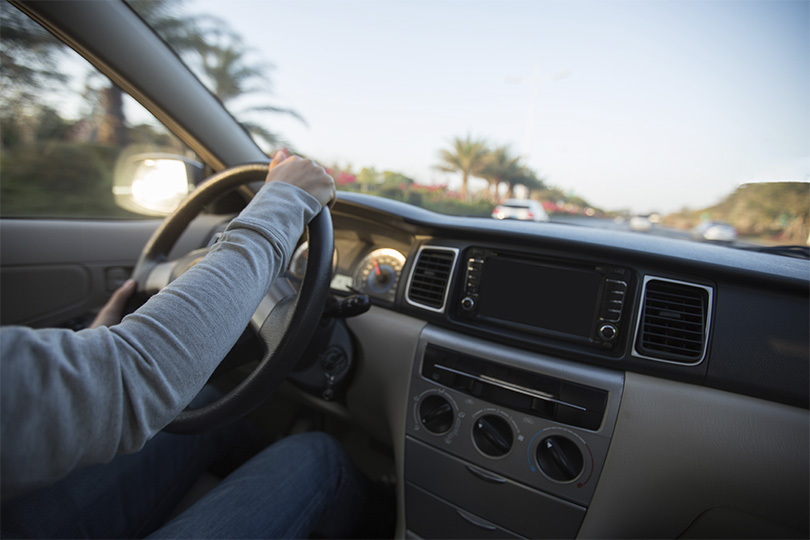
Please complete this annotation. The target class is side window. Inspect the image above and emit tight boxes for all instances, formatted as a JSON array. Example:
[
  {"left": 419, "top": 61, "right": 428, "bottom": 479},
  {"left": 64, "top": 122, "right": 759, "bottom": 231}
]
[{"left": 0, "top": 4, "right": 199, "bottom": 219}]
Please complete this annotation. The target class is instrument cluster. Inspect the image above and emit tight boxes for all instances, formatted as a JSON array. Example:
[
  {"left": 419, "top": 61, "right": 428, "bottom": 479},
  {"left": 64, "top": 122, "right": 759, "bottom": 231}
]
[{"left": 289, "top": 241, "right": 408, "bottom": 304}]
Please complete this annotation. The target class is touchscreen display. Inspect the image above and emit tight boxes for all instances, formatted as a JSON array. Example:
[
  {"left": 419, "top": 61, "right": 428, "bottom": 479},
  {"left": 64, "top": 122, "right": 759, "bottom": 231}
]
[{"left": 477, "top": 257, "right": 602, "bottom": 338}]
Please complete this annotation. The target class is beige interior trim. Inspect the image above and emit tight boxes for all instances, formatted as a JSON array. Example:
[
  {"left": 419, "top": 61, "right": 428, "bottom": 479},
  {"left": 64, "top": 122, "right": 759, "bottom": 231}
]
[
  {"left": 346, "top": 307, "right": 427, "bottom": 538},
  {"left": 578, "top": 371, "right": 809, "bottom": 538}
]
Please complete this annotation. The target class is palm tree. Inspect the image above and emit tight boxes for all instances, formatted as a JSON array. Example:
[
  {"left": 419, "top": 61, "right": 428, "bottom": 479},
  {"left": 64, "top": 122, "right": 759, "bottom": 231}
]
[
  {"left": 106, "top": 2, "right": 301, "bottom": 149},
  {"left": 504, "top": 167, "right": 545, "bottom": 200},
  {"left": 189, "top": 25, "right": 302, "bottom": 147},
  {"left": 86, "top": 0, "right": 206, "bottom": 146},
  {"left": 436, "top": 136, "right": 489, "bottom": 201},
  {"left": 480, "top": 146, "right": 523, "bottom": 202}
]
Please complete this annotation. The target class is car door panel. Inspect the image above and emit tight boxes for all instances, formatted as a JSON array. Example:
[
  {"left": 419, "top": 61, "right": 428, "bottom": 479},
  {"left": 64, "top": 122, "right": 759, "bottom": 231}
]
[
  {"left": 0, "top": 215, "right": 226, "bottom": 328},
  {"left": 0, "top": 219, "right": 160, "bottom": 327}
]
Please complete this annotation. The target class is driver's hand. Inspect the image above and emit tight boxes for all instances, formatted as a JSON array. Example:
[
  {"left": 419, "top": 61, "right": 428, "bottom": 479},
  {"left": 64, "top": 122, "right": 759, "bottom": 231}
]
[
  {"left": 89, "top": 279, "right": 136, "bottom": 329},
  {"left": 266, "top": 150, "right": 336, "bottom": 208}
]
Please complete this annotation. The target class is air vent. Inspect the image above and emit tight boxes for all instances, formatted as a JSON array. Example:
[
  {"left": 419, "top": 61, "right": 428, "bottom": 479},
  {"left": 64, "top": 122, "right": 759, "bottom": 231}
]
[
  {"left": 407, "top": 247, "right": 458, "bottom": 312},
  {"left": 633, "top": 277, "right": 713, "bottom": 365}
]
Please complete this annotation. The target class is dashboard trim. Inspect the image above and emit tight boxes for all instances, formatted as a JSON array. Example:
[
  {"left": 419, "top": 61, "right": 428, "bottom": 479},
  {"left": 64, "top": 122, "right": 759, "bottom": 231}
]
[{"left": 405, "top": 245, "right": 460, "bottom": 314}]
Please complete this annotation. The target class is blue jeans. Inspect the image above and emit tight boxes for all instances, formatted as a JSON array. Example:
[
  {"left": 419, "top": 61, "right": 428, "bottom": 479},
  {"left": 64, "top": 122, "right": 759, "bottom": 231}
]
[
  {"left": 150, "top": 431, "right": 368, "bottom": 539},
  {"left": 1, "top": 425, "right": 368, "bottom": 538}
]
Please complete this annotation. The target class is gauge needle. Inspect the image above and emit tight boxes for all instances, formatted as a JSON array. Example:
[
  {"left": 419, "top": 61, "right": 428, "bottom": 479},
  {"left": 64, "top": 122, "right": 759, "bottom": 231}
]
[{"left": 372, "top": 257, "right": 381, "bottom": 276}]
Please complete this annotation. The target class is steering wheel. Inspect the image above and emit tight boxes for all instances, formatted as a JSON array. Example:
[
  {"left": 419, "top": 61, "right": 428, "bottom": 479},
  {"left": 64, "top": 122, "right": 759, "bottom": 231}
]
[{"left": 130, "top": 163, "right": 333, "bottom": 434}]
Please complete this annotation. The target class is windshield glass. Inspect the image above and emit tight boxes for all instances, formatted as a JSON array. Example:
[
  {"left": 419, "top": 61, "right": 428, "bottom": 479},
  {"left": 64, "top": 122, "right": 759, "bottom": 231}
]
[{"left": 132, "top": 0, "right": 808, "bottom": 248}]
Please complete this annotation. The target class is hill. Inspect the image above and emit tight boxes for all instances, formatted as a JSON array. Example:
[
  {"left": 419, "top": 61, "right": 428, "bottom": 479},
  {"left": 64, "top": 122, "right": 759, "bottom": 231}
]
[{"left": 663, "top": 182, "right": 809, "bottom": 245}]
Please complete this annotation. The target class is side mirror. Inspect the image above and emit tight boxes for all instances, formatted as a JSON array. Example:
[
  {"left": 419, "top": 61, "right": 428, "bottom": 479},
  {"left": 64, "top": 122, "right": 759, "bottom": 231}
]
[{"left": 113, "top": 153, "right": 204, "bottom": 216}]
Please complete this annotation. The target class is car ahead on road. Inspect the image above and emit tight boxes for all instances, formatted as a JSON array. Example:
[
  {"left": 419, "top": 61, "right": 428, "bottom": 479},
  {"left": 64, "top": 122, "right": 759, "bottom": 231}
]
[
  {"left": 1, "top": 2, "right": 807, "bottom": 539},
  {"left": 492, "top": 199, "right": 550, "bottom": 222},
  {"left": 691, "top": 220, "right": 738, "bottom": 243},
  {"left": 628, "top": 214, "right": 654, "bottom": 232}
]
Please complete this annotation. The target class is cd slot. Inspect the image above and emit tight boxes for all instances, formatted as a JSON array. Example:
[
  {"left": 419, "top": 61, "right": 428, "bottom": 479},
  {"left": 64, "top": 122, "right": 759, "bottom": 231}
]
[
  {"left": 433, "top": 364, "right": 587, "bottom": 412},
  {"left": 422, "top": 345, "right": 607, "bottom": 430}
]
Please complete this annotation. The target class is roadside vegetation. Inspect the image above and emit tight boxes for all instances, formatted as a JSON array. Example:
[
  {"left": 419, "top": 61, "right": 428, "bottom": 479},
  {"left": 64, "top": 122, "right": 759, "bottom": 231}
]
[
  {"left": 0, "top": 0, "right": 293, "bottom": 218},
  {"left": 326, "top": 135, "right": 594, "bottom": 218},
  {"left": 663, "top": 182, "right": 810, "bottom": 246}
]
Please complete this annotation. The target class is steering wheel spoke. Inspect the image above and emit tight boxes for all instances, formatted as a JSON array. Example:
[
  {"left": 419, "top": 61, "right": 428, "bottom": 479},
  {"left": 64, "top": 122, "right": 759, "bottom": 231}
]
[
  {"left": 143, "top": 260, "right": 180, "bottom": 294},
  {"left": 250, "top": 277, "right": 297, "bottom": 333}
]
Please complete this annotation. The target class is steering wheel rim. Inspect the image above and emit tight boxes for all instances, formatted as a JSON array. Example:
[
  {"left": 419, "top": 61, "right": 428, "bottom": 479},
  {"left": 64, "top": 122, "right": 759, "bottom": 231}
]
[{"left": 130, "top": 162, "right": 333, "bottom": 434}]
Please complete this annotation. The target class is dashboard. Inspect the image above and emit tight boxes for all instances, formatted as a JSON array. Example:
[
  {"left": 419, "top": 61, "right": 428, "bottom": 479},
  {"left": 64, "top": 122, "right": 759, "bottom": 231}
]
[
  {"left": 324, "top": 193, "right": 807, "bottom": 409},
  {"left": 318, "top": 192, "right": 808, "bottom": 539}
]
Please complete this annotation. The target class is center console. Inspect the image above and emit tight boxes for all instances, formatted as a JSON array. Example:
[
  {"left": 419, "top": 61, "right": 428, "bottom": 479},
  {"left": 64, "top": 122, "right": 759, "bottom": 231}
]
[{"left": 404, "top": 326, "right": 624, "bottom": 538}]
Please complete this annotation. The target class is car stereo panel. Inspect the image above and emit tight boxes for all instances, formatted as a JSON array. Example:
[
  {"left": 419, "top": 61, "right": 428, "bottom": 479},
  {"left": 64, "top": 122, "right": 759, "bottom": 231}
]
[{"left": 457, "top": 248, "right": 630, "bottom": 351}]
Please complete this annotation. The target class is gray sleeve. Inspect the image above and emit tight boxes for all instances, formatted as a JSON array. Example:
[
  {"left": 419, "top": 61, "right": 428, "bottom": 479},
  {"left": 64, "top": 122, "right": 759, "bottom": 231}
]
[{"left": 0, "top": 180, "right": 321, "bottom": 500}]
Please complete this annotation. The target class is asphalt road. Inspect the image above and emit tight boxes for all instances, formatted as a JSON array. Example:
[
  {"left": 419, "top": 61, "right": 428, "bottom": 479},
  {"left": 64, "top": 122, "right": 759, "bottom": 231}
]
[
  {"left": 548, "top": 215, "right": 764, "bottom": 249},
  {"left": 549, "top": 215, "right": 686, "bottom": 236}
]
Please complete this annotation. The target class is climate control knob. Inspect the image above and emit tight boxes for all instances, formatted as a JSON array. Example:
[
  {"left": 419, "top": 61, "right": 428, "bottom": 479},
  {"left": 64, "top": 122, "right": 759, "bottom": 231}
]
[
  {"left": 536, "top": 435, "right": 584, "bottom": 482},
  {"left": 418, "top": 394, "right": 454, "bottom": 434},
  {"left": 472, "top": 414, "right": 513, "bottom": 457}
]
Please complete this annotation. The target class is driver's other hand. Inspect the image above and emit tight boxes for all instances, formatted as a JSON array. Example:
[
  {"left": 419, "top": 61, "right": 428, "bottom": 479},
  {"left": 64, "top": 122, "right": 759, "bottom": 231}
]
[
  {"left": 89, "top": 279, "right": 136, "bottom": 329},
  {"left": 266, "top": 150, "right": 336, "bottom": 208}
]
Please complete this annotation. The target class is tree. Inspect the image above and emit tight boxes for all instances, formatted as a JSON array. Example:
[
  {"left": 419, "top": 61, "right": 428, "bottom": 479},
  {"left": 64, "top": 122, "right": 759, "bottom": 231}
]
[
  {"left": 69, "top": 0, "right": 208, "bottom": 147},
  {"left": 505, "top": 167, "right": 545, "bottom": 199},
  {"left": 131, "top": 0, "right": 203, "bottom": 51},
  {"left": 0, "top": 2, "right": 68, "bottom": 147},
  {"left": 0, "top": 3, "right": 66, "bottom": 96},
  {"left": 480, "top": 146, "right": 523, "bottom": 202},
  {"left": 185, "top": 16, "right": 303, "bottom": 148},
  {"left": 382, "top": 171, "right": 414, "bottom": 187},
  {"left": 120, "top": 1, "right": 301, "bottom": 149},
  {"left": 356, "top": 167, "right": 381, "bottom": 192},
  {"left": 436, "top": 135, "right": 489, "bottom": 202}
]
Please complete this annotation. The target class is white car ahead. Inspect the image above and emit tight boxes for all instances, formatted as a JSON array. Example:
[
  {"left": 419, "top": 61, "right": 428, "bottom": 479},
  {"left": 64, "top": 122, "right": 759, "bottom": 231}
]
[{"left": 492, "top": 199, "right": 550, "bottom": 222}]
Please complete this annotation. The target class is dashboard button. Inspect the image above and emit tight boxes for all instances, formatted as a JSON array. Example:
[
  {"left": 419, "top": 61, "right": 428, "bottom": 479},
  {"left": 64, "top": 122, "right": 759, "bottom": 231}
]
[{"left": 599, "top": 324, "right": 618, "bottom": 341}]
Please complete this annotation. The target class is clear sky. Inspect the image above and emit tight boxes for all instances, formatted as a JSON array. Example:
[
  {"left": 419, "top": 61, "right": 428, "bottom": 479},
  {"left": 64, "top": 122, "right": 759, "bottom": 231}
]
[{"left": 194, "top": 0, "right": 809, "bottom": 214}]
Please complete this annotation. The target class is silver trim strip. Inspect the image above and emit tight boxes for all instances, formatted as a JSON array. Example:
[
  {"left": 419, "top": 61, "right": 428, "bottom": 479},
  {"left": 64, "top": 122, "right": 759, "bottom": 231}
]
[
  {"left": 631, "top": 275, "right": 714, "bottom": 366},
  {"left": 405, "top": 245, "right": 459, "bottom": 313}
]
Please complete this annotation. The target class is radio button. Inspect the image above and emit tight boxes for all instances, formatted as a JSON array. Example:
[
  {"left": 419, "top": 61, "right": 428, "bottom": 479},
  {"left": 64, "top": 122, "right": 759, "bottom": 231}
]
[
  {"left": 598, "top": 324, "right": 618, "bottom": 341},
  {"left": 461, "top": 296, "right": 477, "bottom": 311}
]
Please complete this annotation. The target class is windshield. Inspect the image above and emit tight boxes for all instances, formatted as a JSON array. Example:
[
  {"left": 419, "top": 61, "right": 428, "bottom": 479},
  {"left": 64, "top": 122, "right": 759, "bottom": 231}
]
[{"left": 138, "top": 1, "right": 808, "bottom": 248}]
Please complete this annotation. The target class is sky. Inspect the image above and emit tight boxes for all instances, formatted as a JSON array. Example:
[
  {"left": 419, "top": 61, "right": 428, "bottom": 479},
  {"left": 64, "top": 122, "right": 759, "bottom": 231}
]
[{"left": 192, "top": 0, "right": 809, "bottom": 214}]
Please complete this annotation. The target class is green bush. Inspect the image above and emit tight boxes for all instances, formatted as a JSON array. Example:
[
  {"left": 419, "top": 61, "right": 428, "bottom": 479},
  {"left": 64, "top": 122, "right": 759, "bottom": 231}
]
[{"left": 1, "top": 141, "right": 142, "bottom": 218}]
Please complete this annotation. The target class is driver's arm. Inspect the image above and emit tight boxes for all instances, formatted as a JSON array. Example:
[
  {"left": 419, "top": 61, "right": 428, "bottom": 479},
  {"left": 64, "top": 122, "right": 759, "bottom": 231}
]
[{"left": 0, "top": 154, "right": 334, "bottom": 501}]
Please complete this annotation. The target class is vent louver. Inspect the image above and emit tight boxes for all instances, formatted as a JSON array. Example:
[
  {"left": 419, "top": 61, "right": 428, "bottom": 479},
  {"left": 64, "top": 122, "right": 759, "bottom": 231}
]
[
  {"left": 407, "top": 247, "right": 457, "bottom": 312},
  {"left": 633, "top": 278, "right": 712, "bottom": 365}
]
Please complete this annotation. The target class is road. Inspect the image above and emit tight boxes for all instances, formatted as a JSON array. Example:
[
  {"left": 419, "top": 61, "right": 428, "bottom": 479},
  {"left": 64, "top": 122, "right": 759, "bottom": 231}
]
[
  {"left": 548, "top": 215, "right": 767, "bottom": 250},
  {"left": 549, "top": 215, "right": 689, "bottom": 239}
]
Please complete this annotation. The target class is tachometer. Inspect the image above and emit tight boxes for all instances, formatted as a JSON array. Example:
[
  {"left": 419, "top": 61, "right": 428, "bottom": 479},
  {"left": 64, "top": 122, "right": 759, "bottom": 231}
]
[{"left": 353, "top": 248, "right": 406, "bottom": 302}]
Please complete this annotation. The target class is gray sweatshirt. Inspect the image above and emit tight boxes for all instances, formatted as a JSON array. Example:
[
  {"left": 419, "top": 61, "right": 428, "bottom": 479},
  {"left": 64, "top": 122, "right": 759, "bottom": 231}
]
[{"left": 0, "top": 181, "right": 320, "bottom": 501}]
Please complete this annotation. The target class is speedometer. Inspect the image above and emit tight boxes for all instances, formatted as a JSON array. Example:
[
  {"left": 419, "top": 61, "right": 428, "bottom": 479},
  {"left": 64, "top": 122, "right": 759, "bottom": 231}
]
[{"left": 353, "top": 248, "right": 406, "bottom": 302}]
